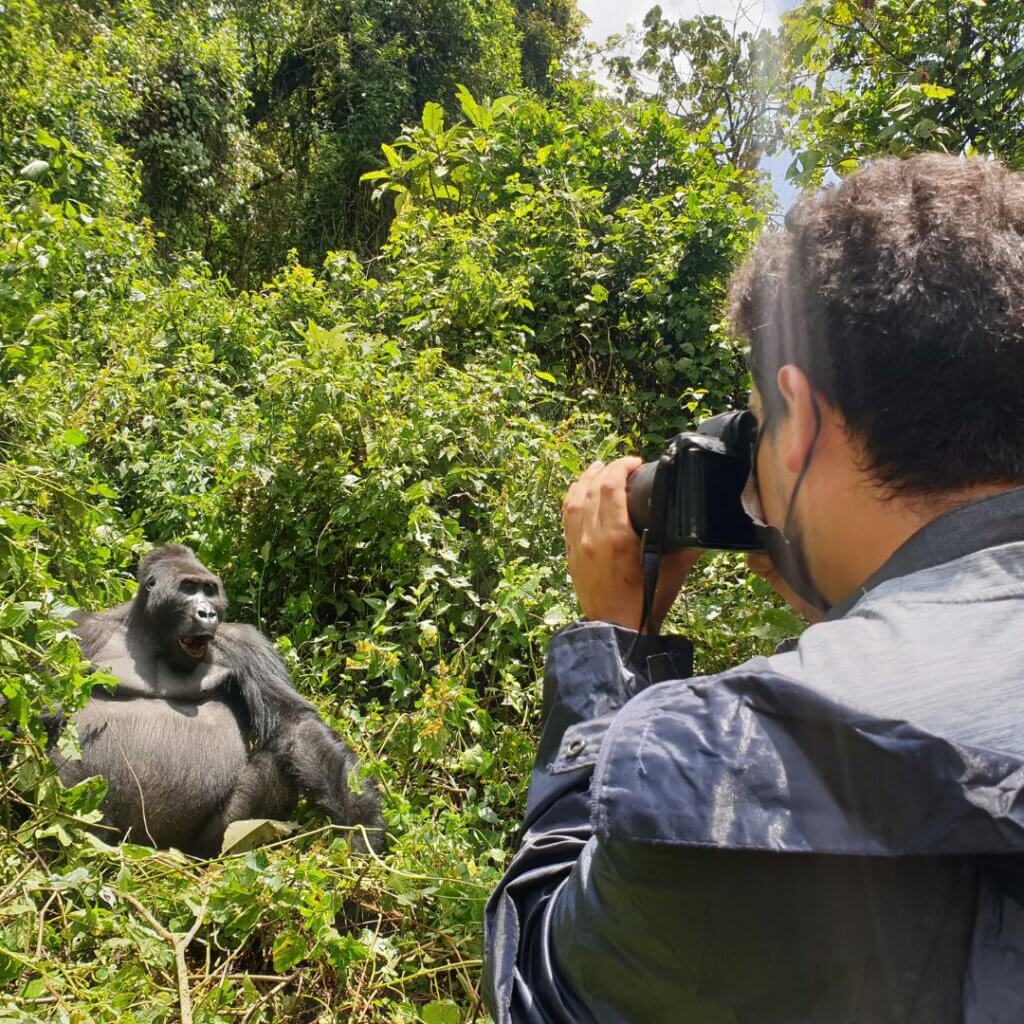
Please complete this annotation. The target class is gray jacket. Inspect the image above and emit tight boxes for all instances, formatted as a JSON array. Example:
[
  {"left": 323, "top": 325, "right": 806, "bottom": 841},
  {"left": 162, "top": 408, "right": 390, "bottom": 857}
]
[{"left": 483, "top": 486, "right": 1024, "bottom": 1023}]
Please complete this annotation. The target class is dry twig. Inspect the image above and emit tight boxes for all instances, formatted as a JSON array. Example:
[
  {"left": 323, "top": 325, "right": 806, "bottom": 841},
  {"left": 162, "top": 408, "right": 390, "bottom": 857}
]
[{"left": 123, "top": 892, "right": 209, "bottom": 1024}]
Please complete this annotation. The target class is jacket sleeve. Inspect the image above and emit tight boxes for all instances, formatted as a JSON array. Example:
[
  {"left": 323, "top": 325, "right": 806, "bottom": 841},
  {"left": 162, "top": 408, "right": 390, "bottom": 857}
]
[
  {"left": 482, "top": 621, "right": 693, "bottom": 1023},
  {"left": 483, "top": 629, "right": 982, "bottom": 1024}
]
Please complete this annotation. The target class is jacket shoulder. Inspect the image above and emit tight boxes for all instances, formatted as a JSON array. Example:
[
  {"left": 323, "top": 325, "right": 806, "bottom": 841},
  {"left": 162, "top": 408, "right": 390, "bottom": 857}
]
[{"left": 590, "top": 662, "right": 1024, "bottom": 858}]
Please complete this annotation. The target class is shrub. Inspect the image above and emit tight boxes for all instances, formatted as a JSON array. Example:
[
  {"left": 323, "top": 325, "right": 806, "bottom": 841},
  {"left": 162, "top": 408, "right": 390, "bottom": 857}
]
[
  {"left": 0, "top": 19, "right": 784, "bottom": 1020},
  {"left": 361, "top": 82, "right": 770, "bottom": 443}
]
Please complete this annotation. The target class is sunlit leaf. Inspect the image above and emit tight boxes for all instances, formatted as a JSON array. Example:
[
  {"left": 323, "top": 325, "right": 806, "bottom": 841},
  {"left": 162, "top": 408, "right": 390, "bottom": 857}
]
[{"left": 19, "top": 159, "right": 49, "bottom": 181}]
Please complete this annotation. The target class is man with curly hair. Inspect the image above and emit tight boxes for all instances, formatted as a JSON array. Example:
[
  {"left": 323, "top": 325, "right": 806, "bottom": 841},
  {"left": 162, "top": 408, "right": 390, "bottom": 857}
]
[{"left": 484, "top": 153, "right": 1024, "bottom": 1023}]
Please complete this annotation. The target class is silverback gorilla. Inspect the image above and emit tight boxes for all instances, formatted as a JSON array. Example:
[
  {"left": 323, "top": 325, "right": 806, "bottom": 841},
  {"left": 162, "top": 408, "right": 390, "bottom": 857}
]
[{"left": 51, "top": 544, "right": 384, "bottom": 856}]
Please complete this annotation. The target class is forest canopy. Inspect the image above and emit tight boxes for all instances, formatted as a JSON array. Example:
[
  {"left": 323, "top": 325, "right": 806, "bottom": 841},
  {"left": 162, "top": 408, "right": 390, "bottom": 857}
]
[{"left": 1, "top": 0, "right": 1020, "bottom": 1020}]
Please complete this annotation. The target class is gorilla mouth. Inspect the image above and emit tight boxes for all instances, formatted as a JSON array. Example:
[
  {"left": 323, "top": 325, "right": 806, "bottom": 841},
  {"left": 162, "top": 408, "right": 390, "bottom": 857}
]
[{"left": 179, "top": 635, "right": 213, "bottom": 659}]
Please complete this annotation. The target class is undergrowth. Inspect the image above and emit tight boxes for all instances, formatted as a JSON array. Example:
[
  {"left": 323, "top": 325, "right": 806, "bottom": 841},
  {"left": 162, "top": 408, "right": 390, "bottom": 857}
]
[{"left": 0, "top": 4, "right": 792, "bottom": 1019}]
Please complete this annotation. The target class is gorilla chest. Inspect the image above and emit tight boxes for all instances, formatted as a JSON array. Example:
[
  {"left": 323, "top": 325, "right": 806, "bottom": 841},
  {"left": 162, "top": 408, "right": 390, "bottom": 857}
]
[
  {"left": 69, "top": 694, "right": 251, "bottom": 848},
  {"left": 93, "top": 630, "right": 233, "bottom": 699}
]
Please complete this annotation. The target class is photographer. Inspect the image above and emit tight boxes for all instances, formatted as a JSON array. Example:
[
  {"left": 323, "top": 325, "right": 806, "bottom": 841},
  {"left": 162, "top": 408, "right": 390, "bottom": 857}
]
[{"left": 483, "top": 154, "right": 1024, "bottom": 1023}]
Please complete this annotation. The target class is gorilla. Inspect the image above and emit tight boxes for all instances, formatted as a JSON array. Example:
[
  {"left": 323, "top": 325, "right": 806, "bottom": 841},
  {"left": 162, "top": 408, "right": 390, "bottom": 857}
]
[{"left": 50, "top": 544, "right": 384, "bottom": 857}]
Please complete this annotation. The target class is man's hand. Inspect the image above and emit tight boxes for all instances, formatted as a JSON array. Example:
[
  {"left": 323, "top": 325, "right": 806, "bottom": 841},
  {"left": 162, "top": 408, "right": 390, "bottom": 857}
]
[
  {"left": 746, "top": 552, "right": 825, "bottom": 625},
  {"left": 562, "top": 458, "right": 702, "bottom": 634}
]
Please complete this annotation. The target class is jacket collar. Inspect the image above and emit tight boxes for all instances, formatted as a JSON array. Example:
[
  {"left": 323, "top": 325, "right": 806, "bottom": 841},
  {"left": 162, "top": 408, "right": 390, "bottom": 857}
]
[{"left": 827, "top": 484, "right": 1024, "bottom": 622}]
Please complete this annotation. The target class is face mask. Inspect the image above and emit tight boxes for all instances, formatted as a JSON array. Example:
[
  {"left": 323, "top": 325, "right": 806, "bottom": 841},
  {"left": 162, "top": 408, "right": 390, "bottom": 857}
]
[{"left": 741, "top": 403, "right": 831, "bottom": 615}]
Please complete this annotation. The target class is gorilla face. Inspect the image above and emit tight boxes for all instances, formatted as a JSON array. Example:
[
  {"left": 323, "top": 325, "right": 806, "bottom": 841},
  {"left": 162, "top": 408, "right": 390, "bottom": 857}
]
[
  {"left": 134, "top": 545, "right": 227, "bottom": 670},
  {"left": 173, "top": 575, "right": 222, "bottom": 660}
]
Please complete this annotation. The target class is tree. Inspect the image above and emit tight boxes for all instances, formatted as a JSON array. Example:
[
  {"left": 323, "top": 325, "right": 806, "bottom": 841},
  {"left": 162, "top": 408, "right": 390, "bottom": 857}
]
[
  {"left": 603, "top": 3, "right": 786, "bottom": 174},
  {"left": 514, "top": 0, "right": 585, "bottom": 93},
  {"left": 360, "top": 82, "right": 768, "bottom": 440},
  {"left": 781, "top": 0, "right": 1024, "bottom": 185},
  {"left": 222, "top": 0, "right": 528, "bottom": 276}
]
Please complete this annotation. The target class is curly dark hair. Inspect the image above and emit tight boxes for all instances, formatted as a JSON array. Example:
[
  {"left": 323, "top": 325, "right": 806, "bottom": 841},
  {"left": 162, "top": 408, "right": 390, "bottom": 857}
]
[{"left": 728, "top": 153, "right": 1024, "bottom": 496}]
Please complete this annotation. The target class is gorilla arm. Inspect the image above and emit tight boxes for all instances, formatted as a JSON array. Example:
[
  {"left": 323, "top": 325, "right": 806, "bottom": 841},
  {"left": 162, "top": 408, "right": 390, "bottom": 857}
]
[{"left": 215, "top": 624, "right": 386, "bottom": 852}]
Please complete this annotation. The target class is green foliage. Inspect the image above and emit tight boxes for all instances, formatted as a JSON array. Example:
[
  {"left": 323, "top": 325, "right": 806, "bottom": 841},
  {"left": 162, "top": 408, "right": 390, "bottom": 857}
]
[
  {"left": 1, "top": 0, "right": 585, "bottom": 282},
  {"left": 513, "top": 0, "right": 585, "bottom": 92},
  {"left": 0, "top": 5, "right": 790, "bottom": 1019},
  {"left": 0, "top": 0, "right": 138, "bottom": 212},
  {"left": 362, "top": 83, "right": 769, "bottom": 443},
  {"left": 781, "top": 0, "right": 1024, "bottom": 185},
  {"left": 4, "top": 0, "right": 1017, "bottom": 1016},
  {"left": 221, "top": 0, "right": 532, "bottom": 274},
  {"left": 604, "top": 6, "right": 787, "bottom": 173},
  {"left": 125, "top": 20, "right": 252, "bottom": 247},
  {"left": 0, "top": 165, "right": 604, "bottom": 1017}
]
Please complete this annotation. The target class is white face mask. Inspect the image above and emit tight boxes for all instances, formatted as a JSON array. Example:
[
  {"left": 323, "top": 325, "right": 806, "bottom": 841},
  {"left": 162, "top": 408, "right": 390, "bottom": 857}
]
[
  {"left": 740, "top": 404, "right": 831, "bottom": 614},
  {"left": 741, "top": 470, "right": 768, "bottom": 529}
]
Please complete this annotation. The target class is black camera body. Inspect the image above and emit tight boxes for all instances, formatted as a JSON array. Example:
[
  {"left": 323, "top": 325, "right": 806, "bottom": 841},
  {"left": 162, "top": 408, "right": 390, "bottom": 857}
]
[{"left": 626, "top": 410, "right": 763, "bottom": 552}]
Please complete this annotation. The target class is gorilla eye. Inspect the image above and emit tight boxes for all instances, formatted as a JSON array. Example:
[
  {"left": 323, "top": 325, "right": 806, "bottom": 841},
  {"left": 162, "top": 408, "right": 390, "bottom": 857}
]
[
  {"left": 145, "top": 575, "right": 157, "bottom": 591},
  {"left": 203, "top": 582, "right": 217, "bottom": 597},
  {"left": 180, "top": 579, "right": 198, "bottom": 595}
]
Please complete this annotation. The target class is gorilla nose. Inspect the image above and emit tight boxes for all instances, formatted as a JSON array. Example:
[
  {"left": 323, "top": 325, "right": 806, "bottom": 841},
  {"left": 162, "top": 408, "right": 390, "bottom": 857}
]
[{"left": 196, "top": 603, "right": 218, "bottom": 625}]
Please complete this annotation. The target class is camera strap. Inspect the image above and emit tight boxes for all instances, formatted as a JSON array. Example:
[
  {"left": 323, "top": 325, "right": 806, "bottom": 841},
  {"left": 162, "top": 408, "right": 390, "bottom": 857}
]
[
  {"left": 625, "top": 532, "right": 662, "bottom": 668},
  {"left": 634, "top": 444, "right": 675, "bottom": 634},
  {"left": 639, "top": 531, "right": 662, "bottom": 636}
]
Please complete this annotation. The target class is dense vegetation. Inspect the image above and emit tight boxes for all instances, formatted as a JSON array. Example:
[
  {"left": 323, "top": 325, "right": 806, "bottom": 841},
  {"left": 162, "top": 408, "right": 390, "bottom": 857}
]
[{"left": 1, "top": 0, "right": 1019, "bottom": 1020}]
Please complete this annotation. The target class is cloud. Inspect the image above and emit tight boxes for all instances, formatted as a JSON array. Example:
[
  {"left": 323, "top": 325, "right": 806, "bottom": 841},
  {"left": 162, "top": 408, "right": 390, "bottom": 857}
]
[{"left": 579, "top": 0, "right": 784, "bottom": 45}]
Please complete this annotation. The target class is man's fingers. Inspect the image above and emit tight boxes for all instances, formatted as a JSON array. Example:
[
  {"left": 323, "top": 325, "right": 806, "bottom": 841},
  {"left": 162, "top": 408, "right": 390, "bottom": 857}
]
[
  {"left": 562, "top": 460, "right": 604, "bottom": 518},
  {"left": 582, "top": 460, "right": 606, "bottom": 543},
  {"left": 597, "top": 457, "right": 643, "bottom": 534},
  {"left": 563, "top": 460, "right": 605, "bottom": 549}
]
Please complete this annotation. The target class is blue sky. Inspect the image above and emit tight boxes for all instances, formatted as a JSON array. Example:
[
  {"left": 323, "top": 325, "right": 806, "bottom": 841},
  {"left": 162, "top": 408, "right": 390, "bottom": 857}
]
[{"left": 577, "top": 0, "right": 802, "bottom": 210}]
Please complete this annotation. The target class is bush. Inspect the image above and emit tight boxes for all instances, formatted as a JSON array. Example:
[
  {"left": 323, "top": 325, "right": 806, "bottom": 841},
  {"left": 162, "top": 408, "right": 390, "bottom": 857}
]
[
  {"left": 360, "top": 82, "right": 769, "bottom": 443},
  {"left": 0, "top": 166, "right": 608, "bottom": 1019},
  {"left": 0, "top": 15, "right": 787, "bottom": 1021}
]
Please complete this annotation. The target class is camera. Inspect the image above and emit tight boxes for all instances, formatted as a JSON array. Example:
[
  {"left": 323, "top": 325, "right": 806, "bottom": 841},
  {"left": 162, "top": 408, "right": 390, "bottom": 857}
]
[{"left": 626, "top": 410, "right": 763, "bottom": 552}]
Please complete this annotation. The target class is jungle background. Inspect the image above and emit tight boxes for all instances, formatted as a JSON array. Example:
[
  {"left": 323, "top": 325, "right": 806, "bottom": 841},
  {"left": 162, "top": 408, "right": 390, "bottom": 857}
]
[{"left": 1, "top": 0, "right": 1021, "bottom": 1020}]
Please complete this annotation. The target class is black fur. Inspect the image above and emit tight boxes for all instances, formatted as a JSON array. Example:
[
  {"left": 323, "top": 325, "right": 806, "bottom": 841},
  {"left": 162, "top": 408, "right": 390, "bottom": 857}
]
[{"left": 55, "top": 545, "right": 385, "bottom": 857}]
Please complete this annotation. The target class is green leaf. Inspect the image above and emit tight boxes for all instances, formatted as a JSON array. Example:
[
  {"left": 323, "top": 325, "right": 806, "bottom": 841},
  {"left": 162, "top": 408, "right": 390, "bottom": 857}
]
[
  {"left": 543, "top": 604, "right": 569, "bottom": 626},
  {"left": 51, "top": 867, "right": 90, "bottom": 890},
  {"left": 912, "top": 117, "right": 938, "bottom": 139},
  {"left": 62, "top": 428, "right": 88, "bottom": 447},
  {"left": 455, "top": 84, "right": 485, "bottom": 129},
  {"left": 35, "top": 128, "right": 62, "bottom": 150},
  {"left": 381, "top": 143, "right": 402, "bottom": 168},
  {"left": 273, "top": 929, "right": 309, "bottom": 972},
  {"left": 918, "top": 83, "right": 955, "bottom": 100},
  {"left": 422, "top": 101, "right": 445, "bottom": 136},
  {"left": 221, "top": 817, "right": 297, "bottom": 855},
  {"left": 491, "top": 95, "right": 516, "bottom": 118},
  {"left": 534, "top": 370, "right": 557, "bottom": 384},
  {"left": 421, "top": 1002, "right": 460, "bottom": 1024},
  {"left": 0, "top": 601, "right": 41, "bottom": 630}
]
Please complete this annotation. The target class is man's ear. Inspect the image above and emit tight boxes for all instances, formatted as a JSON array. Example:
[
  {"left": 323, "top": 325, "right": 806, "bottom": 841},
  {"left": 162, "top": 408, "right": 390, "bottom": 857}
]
[{"left": 775, "top": 364, "right": 821, "bottom": 475}]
